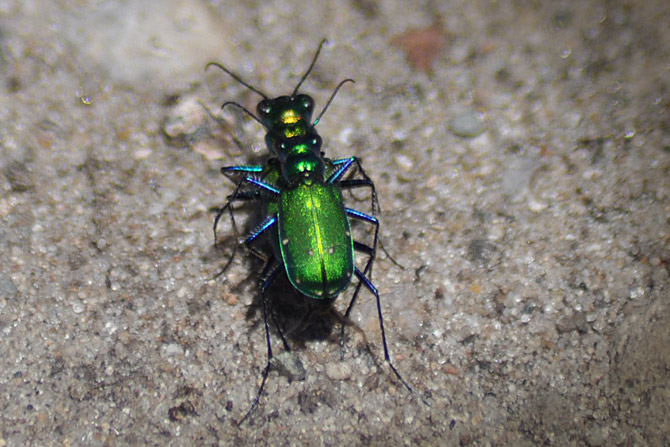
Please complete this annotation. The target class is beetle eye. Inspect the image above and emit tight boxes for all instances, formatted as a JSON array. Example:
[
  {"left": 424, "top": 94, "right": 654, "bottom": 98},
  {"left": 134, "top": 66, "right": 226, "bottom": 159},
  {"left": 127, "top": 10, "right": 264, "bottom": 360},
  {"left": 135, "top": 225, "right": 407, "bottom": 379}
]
[
  {"left": 258, "top": 100, "right": 271, "bottom": 116},
  {"left": 296, "top": 94, "right": 313, "bottom": 111}
]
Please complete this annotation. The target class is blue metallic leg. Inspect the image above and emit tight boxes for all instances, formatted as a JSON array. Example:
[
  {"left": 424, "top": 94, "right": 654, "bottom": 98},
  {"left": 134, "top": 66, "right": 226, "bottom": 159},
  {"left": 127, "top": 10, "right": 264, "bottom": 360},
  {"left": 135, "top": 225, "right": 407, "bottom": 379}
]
[
  {"left": 237, "top": 260, "right": 282, "bottom": 426},
  {"left": 353, "top": 267, "right": 414, "bottom": 395}
]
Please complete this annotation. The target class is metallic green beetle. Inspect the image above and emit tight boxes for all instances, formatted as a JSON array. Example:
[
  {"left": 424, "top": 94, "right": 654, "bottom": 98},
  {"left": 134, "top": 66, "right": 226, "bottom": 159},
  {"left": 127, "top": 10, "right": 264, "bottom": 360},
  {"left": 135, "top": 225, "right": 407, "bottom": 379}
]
[
  {"left": 210, "top": 40, "right": 413, "bottom": 425},
  {"left": 250, "top": 131, "right": 361, "bottom": 301}
]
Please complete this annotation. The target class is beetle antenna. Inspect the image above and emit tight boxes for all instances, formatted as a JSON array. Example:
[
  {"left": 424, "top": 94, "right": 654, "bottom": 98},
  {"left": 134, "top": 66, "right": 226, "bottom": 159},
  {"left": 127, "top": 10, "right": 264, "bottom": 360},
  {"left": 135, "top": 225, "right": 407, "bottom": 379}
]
[
  {"left": 220, "top": 101, "right": 269, "bottom": 131},
  {"left": 206, "top": 61, "right": 269, "bottom": 100},
  {"left": 292, "top": 38, "right": 328, "bottom": 96},
  {"left": 313, "top": 78, "right": 355, "bottom": 127}
]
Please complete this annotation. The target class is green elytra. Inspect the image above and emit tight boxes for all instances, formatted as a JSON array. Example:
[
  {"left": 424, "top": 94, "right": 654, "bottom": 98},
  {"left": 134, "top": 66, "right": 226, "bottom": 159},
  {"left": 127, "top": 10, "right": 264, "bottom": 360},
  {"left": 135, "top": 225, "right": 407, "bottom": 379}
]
[{"left": 208, "top": 40, "right": 415, "bottom": 425}]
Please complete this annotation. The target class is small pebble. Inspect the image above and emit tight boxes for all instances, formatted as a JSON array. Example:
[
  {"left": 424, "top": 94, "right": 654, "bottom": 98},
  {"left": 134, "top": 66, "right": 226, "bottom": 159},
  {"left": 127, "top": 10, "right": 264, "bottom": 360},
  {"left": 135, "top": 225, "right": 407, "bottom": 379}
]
[
  {"left": 164, "top": 343, "right": 184, "bottom": 357},
  {"left": 449, "top": 109, "right": 485, "bottom": 137},
  {"left": 4, "top": 162, "right": 34, "bottom": 192},
  {"left": 72, "top": 301, "right": 85, "bottom": 314},
  {"left": 162, "top": 95, "right": 208, "bottom": 141},
  {"left": 133, "top": 148, "right": 153, "bottom": 160},
  {"left": 586, "top": 425, "right": 607, "bottom": 447},
  {"left": 0, "top": 276, "right": 18, "bottom": 298},
  {"left": 325, "top": 361, "right": 352, "bottom": 381},
  {"left": 274, "top": 351, "right": 306, "bottom": 382},
  {"left": 394, "top": 153, "right": 414, "bottom": 172}
]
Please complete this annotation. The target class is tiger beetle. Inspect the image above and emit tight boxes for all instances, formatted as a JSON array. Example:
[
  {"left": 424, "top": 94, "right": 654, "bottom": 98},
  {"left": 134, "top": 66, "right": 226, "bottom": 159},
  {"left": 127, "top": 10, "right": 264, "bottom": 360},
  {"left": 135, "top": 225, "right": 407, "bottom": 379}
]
[{"left": 208, "top": 40, "right": 413, "bottom": 425}]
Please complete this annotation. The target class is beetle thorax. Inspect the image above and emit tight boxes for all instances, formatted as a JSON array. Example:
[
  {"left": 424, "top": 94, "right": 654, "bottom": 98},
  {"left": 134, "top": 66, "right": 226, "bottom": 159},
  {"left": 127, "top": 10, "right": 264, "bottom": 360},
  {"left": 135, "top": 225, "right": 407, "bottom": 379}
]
[
  {"left": 282, "top": 153, "right": 324, "bottom": 184},
  {"left": 274, "top": 132, "right": 325, "bottom": 184}
]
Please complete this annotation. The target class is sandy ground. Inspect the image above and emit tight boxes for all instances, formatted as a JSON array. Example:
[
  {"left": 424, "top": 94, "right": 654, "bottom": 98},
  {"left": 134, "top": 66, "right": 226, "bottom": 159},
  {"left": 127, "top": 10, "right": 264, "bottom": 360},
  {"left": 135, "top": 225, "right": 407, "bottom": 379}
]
[{"left": 1, "top": 1, "right": 669, "bottom": 446}]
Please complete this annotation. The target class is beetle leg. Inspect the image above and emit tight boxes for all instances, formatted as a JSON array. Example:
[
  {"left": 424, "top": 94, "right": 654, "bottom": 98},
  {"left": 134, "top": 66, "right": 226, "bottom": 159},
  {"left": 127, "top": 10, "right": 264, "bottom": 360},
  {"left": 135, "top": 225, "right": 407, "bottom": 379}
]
[
  {"left": 331, "top": 157, "right": 379, "bottom": 214},
  {"left": 353, "top": 267, "right": 414, "bottom": 395},
  {"left": 345, "top": 208, "right": 380, "bottom": 272},
  {"left": 238, "top": 259, "right": 283, "bottom": 426},
  {"left": 213, "top": 178, "right": 261, "bottom": 276},
  {"left": 214, "top": 170, "right": 281, "bottom": 275}
]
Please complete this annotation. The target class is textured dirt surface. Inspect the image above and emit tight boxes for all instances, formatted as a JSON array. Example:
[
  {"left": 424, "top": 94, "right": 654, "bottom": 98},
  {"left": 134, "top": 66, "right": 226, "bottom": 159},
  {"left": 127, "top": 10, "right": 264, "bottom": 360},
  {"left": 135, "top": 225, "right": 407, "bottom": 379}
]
[{"left": 1, "top": 1, "right": 669, "bottom": 446}]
